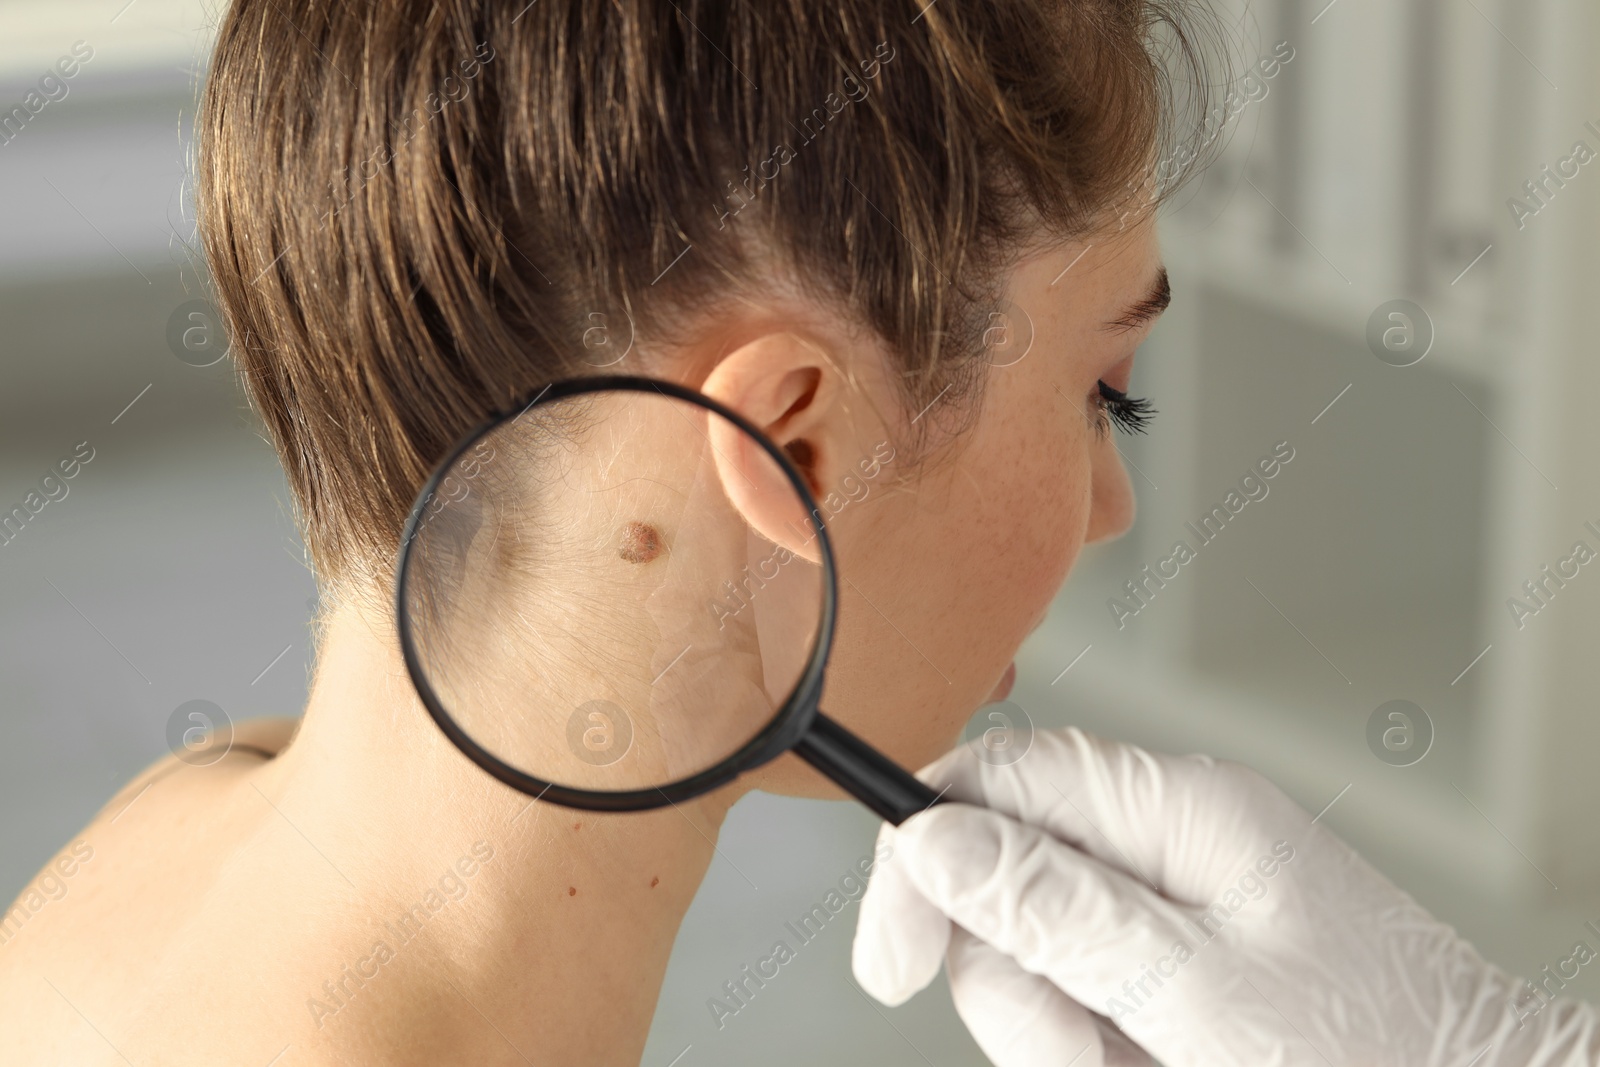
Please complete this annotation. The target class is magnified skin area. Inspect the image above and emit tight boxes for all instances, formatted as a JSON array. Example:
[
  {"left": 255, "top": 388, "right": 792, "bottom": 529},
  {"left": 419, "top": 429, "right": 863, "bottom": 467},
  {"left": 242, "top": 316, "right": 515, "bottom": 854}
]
[{"left": 403, "top": 390, "right": 822, "bottom": 793}]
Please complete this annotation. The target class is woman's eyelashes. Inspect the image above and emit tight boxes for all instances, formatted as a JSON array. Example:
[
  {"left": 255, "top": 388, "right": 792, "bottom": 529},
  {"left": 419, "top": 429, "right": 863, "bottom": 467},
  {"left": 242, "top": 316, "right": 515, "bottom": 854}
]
[{"left": 1093, "top": 380, "right": 1156, "bottom": 437}]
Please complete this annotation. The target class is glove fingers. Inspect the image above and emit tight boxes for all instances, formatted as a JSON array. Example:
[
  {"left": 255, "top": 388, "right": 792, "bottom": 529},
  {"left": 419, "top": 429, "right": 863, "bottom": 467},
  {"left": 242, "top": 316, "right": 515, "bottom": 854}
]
[
  {"left": 916, "top": 728, "right": 1304, "bottom": 907},
  {"left": 948, "top": 927, "right": 1148, "bottom": 1067},
  {"left": 853, "top": 821, "right": 952, "bottom": 1006},
  {"left": 895, "top": 802, "right": 1191, "bottom": 1009},
  {"left": 913, "top": 729, "right": 1186, "bottom": 885}
]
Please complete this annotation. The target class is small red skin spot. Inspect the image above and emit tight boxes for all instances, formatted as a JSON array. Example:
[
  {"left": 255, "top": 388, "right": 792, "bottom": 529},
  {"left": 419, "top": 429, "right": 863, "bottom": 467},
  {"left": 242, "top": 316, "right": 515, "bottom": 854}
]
[
  {"left": 619, "top": 521, "right": 663, "bottom": 564},
  {"left": 568, "top": 886, "right": 577, "bottom": 897},
  {"left": 572, "top": 821, "right": 581, "bottom": 830},
  {"left": 650, "top": 876, "right": 659, "bottom": 889}
]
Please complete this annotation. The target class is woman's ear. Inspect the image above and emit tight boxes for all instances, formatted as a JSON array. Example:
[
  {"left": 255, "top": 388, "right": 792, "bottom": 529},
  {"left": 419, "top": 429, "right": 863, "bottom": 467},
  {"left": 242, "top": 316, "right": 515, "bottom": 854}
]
[{"left": 699, "top": 332, "right": 847, "bottom": 563}]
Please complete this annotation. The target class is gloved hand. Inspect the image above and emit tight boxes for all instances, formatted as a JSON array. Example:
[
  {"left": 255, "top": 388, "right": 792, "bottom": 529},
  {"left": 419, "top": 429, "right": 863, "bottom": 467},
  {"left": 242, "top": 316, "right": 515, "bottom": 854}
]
[{"left": 852, "top": 726, "right": 1600, "bottom": 1066}]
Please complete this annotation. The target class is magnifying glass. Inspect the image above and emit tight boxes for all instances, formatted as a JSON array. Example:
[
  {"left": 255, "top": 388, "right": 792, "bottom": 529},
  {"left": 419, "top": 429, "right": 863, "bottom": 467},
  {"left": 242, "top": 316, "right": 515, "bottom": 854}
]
[{"left": 395, "top": 376, "right": 944, "bottom": 825}]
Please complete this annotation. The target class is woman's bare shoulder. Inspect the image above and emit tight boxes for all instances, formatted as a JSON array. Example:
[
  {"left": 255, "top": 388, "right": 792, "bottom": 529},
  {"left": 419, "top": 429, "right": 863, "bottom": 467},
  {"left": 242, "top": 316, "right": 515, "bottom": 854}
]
[
  {"left": 92, "top": 714, "right": 302, "bottom": 819},
  {"left": 0, "top": 715, "right": 309, "bottom": 1059}
]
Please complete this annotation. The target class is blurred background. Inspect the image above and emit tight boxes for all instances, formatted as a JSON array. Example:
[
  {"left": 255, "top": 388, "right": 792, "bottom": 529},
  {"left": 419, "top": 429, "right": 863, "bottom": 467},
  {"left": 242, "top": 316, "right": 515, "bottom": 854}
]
[{"left": 1, "top": 0, "right": 1597, "bottom": 1063}]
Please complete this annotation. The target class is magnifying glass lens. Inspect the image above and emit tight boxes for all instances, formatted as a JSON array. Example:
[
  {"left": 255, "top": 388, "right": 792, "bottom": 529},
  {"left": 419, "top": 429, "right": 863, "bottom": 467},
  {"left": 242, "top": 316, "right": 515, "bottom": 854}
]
[{"left": 399, "top": 386, "right": 826, "bottom": 795}]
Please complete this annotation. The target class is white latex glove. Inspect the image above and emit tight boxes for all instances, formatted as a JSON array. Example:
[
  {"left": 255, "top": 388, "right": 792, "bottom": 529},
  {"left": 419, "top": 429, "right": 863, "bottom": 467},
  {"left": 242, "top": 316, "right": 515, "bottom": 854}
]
[{"left": 853, "top": 726, "right": 1600, "bottom": 1066}]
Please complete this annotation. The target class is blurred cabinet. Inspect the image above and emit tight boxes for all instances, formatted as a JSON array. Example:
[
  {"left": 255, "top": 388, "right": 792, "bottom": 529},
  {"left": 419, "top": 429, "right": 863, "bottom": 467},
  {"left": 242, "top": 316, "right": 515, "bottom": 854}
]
[{"left": 1023, "top": 0, "right": 1600, "bottom": 907}]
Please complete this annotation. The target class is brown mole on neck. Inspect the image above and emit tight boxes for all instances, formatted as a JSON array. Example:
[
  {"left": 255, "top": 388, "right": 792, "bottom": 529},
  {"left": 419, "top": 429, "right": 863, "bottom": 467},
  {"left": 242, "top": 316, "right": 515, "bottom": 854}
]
[{"left": 618, "top": 521, "right": 664, "bottom": 564}]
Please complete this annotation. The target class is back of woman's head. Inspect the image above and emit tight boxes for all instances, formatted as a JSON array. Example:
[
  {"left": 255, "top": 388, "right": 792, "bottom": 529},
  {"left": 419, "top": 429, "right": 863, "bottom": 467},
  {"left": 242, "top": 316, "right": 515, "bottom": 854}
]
[{"left": 196, "top": 0, "right": 1223, "bottom": 600}]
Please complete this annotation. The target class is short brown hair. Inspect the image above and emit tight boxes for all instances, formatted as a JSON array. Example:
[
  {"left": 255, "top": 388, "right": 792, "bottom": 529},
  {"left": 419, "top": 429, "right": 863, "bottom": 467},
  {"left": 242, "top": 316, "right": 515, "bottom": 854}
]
[{"left": 197, "top": 0, "right": 1222, "bottom": 598}]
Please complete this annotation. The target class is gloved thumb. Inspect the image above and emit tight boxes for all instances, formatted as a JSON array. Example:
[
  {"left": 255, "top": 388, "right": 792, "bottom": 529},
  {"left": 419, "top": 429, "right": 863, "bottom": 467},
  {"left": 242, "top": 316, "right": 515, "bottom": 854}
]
[
  {"left": 851, "top": 745, "right": 989, "bottom": 1007},
  {"left": 853, "top": 821, "right": 952, "bottom": 1005}
]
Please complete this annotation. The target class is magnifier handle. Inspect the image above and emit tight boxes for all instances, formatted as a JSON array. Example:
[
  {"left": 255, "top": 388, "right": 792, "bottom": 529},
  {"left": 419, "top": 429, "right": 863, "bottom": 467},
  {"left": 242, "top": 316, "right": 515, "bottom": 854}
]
[{"left": 793, "top": 711, "right": 945, "bottom": 826}]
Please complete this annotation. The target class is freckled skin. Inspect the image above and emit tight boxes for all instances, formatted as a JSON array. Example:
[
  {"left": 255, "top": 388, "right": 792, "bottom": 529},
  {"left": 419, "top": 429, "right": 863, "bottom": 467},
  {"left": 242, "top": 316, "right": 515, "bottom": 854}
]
[
  {"left": 751, "top": 224, "right": 1152, "bottom": 792},
  {"left": 618, "top": 521, "right": 663, "bottom": 563}
]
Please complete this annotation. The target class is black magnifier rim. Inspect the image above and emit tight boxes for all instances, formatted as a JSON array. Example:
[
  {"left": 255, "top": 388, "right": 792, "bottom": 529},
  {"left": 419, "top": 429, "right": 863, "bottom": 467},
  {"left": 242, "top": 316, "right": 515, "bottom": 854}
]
[{"left": 394, "top": 375, "right": 839, "bottom": 812}]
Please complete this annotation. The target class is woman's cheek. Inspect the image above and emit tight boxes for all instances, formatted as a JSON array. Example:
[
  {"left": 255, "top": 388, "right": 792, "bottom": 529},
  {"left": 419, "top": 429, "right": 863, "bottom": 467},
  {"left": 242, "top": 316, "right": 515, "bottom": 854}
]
[
  {"left": 1046, "top": 436, "right": 1099, "bottom": 568},
  {"left": 995, "top": 450, "right": 1093, "bottom": 629}
]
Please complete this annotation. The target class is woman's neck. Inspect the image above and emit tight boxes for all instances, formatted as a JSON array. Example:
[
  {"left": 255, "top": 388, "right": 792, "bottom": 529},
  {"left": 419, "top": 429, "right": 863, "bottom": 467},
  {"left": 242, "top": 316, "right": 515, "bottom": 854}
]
[{"left": 263, "top": 600, "right": 740, "bottom": 1065}]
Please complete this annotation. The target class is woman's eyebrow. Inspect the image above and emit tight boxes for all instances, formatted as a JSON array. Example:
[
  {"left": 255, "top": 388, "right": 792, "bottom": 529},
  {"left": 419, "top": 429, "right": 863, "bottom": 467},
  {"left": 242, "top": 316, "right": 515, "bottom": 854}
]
[{"left": 1101, "top": 267, "right": 1171, "bottom": 332}]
